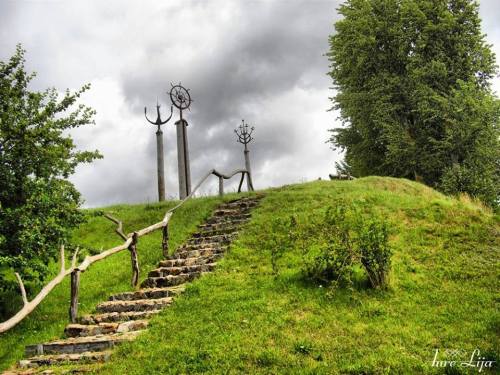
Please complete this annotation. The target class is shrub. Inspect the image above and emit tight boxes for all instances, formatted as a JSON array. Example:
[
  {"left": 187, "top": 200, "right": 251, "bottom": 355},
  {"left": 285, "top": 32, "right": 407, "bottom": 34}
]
[
  {"left": 261, "top": 216, "right": 296, "bottom": 277},
  {"left": 302, "top": 200, "right": 392, "bottom": 289},
  {"left": 357, "top": 217, "right": 391, "bottom": 289},
  {"left": 303, "top": 205, "right": 356, "bottom": 286}
]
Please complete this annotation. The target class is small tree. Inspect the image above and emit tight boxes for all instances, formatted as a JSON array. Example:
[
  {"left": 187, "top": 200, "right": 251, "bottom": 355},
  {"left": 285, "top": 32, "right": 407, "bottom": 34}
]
[
  {"left": 0, "top": 45, "right": 101, "bottom": 304},
  {"left": 328, "top": 0, "right": 499, "bottom": 207}
]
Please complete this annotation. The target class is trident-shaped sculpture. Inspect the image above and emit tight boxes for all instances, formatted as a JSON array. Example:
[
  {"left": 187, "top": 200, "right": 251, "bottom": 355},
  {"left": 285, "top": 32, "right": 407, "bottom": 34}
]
[
  {"left": 144, "top": 99, "right": 173, "bottom": 201},
  {"left": 235, "top": 119, "right": 255, "bottom": 191}
]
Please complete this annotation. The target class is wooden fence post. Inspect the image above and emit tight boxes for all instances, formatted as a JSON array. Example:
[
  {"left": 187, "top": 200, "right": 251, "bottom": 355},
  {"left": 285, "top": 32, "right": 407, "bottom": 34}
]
[
  {"left": 69, "top": 270, "right": 80, "bottom": 323},
  {"left": 129, "top": 232, "right": 140, "bottom": 287},
  {"left": 162, "top": 223, "right": 169, "bottom": 258},
  {"left": 218, "top": 176, "right": 224, "bottom": 197}
]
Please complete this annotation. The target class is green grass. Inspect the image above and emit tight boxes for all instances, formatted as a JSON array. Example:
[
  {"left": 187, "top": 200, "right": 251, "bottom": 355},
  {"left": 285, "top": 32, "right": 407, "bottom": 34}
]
[{"left": 1, "top": 177, "right": 499, "bottom": 374}]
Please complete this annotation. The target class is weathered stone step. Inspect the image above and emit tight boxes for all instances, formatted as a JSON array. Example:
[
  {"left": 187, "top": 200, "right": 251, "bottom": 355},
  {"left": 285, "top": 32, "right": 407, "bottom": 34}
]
[
  {"left": 176, "top": 242, "right": 225, "bottom": 252},
  {"left": 95, "top": 297, "right": 173, "bottom": 313},
  {"left": 191, "top": 226, "right": 239, "bottom": 238},
  {"left": 205, "top": 215, "right": 251, "bottom": 225},
  {"left": 25, "top": 331, "right": 142, "bottom": 356},
  {"left": 187, "top": 233, "right": 235, "bottom": 245},
  {"left": 212, "top": 208, "right": 251, "bottom": 216},
  {"left": 171, "top": 247, "right": 225, "bottom": 260},
  {"left": 19, "top": 350, "right": 112, "bottom": 368},
  {"left": 141, "top": 272, "right": 201, "bottom": 288},
  {"left": 109, "top": 285, "right": 185, "bottom": 301},
  {"left": 220, "top": 200, "right": 259, "bottom": 209},
  {"left": 64, "top": 320, "right": 148, "bottom": 338},
  {"left": 79, "top": 310, "right": 162, "bottom": 324},
  {"left": 198, "top": 219, "right": 248, "bottom": 231},
  {"left": 148, "top": 263, "right": 216, "bottom": 278},
  {"left": 159, "top": 254, "right": 222, "bottom": 268}
]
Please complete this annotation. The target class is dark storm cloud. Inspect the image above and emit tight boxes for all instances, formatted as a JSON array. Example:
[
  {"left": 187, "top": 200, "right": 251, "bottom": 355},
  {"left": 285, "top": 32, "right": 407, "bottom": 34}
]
[
  {"left": 117, "top": 0, "right": 339, "bottom": 201},
  {"left": 1, "top": 0, "right": 498, "bottom": 206}
]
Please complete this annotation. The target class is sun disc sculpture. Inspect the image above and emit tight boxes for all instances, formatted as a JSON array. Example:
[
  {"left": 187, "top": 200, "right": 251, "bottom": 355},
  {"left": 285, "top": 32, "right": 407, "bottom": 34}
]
[{"left": 169, "top": 83, "right": 193, "bottom": 199}]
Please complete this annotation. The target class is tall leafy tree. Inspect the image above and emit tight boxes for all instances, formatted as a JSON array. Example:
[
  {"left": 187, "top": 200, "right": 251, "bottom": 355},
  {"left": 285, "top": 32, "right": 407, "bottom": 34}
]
[
  {"left": 328, "top": 0, "right": 499, "bottom": 207},
  {"left": 0, "top": 45, "right": 102, "bottom": 304}
]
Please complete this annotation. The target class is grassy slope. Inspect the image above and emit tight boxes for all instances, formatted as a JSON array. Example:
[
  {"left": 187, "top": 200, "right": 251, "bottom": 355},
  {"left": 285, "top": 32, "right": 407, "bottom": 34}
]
[
  {"left": 1, "top": 177, "right": 498, "bottom": 374},
  {"left": 0, "top": 194, "right": 227, "bottom": 370},
  {"left": 98, "top": 177, "right": 498, "bottom": 374}
]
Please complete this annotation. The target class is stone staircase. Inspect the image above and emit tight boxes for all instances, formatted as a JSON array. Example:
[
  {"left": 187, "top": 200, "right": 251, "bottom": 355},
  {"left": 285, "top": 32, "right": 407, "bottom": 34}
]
[{"left": 13, "top": 195, "right": 262, "bottom": 371}]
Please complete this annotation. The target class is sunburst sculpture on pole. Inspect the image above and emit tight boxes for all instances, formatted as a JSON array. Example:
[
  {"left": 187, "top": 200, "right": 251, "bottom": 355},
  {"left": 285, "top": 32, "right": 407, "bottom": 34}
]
[
  {"left": 235, "top": 119, "right": 255, "bottom": 191},
  {"left": 169, "top": 83, "right": 193, "bottom": 199}
]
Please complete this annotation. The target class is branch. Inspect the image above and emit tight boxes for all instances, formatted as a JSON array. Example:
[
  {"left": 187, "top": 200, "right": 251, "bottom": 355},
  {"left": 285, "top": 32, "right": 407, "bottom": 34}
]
[
  {"left": 60, "top": 244, "right": 67, "bottom": 273},
  {"left": 14, "top": 273, "right": 28, "bottom": 306},
  {"left": 103, "top": 213, "right": 128, "bottom": 241},
  {"left": 0, "top": 245, "right": 73, "bottom": 333},
  {"left": 71, "top": 247, "right": 80, "bottom": 268}
]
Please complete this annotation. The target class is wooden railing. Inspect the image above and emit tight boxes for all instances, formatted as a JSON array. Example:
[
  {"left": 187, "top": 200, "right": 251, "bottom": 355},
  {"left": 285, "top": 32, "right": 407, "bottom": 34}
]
[{"left": 0, "top": 169, "right": 253, "bottom": 333}]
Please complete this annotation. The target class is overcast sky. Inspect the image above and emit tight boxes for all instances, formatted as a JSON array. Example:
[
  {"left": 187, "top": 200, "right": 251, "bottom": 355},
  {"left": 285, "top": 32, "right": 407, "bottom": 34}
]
[{"left": 1, "top": 0, "right": 499, "bottom": 207}]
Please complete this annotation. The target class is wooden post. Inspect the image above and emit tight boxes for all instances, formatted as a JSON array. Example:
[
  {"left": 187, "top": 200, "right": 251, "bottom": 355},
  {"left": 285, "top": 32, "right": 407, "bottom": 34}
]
[
  {"left": 218, "top": 176, "right": 224, "bottom": 197},
  {"left": 235, "top": 120, "right": 255, "bottom": 191},
  {"left": 244, "top": 144, "right": 253, "bottom": 191},
  {"left": 69, "top": 270, "right": 80, "bottom": 323},
  {"left": 162, "top": 223, "right": 169, "bottom": 258},
  {"left": 145, "top": 103, "right": 172, "bottom": 201},
  {"left": 156, "top": 129, "right": 165, "bottom": 201},
  {"left": 175, "top": 119, "right": 191, "bottom": 199},
  {"left": 129, "top": 233, "right": 140, "bottom": 287}
]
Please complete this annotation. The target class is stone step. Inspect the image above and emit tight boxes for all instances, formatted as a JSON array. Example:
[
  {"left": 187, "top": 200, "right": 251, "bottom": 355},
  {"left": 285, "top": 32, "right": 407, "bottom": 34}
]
[
  {"left": 191, "top": 226, "right": 239, "bottom": 238},
  {"left": 64, "top": 320, "right": 148, "bottom": 338},
  {"left": 25, "top": 331, "right": 142, "bottom": 356},
  {"left": 109, "top": 285, "right": 186, "bottom": 301},
  {"left": 159, "top": 254, "right": 222, "bottom": 268},
  {"left": 141, "top": 272, "right": 201, "bottom": 288},
  {"left": 205, "top": 214, "right": 251, "bottom": 224},
  {"left": 79, "top": 310, "right": 162, "bottom": 324},
  {"left": 170, "top": 248, "right": 225, "bottom": 260},
  {"left": 95, "top": 297, "right": 173, "bottom": 314},
  {"left": 187, "top": 233, "right": 235, "bottom": 245},
  {"left": 198, "top": 220, "right": 247, "bottom": 230},
  {"left": 220, "top": 200, "right": 259, "bottom": 209},
  {"left": 148, "top": 263, "right": 216, "bottom": 278},
  {"left": 212, "top": 208, "right": 250, "bottom": 216},
  {"left": 175, "top": 242, "right": 225, "bottom": 252},
  {"left": 19, "top": 350, "right": 112, "bottom": 368}
]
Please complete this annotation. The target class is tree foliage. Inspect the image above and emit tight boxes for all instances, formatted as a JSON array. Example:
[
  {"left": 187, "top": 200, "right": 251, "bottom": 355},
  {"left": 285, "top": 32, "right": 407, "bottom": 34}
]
[
  {"left": 328, "top": 0, "right": 499, "bottom": 207},
  {"left": 0, "top": 45, "right": 101, "bottom": 298}
]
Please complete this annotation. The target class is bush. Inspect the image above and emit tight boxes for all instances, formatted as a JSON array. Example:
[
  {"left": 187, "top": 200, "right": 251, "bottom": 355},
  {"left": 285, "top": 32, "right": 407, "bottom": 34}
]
[
  {"left": 303, "top": 205, "right": 356, "bottom": 286},
  {"left": 261, "top": 216, "right": 296, "bottom": 277},
  {"left": 302, "top": 200, "right": 392, "bottom": 289},
  {"left": 357, "top": 217, "right": 391, "bottom": 289}
]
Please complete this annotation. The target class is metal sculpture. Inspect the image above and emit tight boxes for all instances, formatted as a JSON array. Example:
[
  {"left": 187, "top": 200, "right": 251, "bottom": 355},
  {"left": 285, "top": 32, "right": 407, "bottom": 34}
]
[
  {"left": 169, "top": 83, "right": 193, "bottom": 199},
  {"left": 144, "top": 99, "right": 173, "bottom": 201},
  {"left": 235, "top": 119, "right": 255, "bottom": 190}
]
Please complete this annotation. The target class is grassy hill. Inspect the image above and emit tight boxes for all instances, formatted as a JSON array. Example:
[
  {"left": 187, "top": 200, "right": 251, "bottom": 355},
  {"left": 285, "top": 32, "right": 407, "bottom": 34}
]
[{"left": 0, "top": 177, "right": 498, "bottom": 374}]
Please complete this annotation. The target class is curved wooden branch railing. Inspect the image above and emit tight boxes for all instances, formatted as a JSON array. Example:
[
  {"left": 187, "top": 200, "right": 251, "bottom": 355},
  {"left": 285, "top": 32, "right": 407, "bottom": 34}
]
[{"left": 0, "top": 168, "right": 253, "bottom": 333}]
